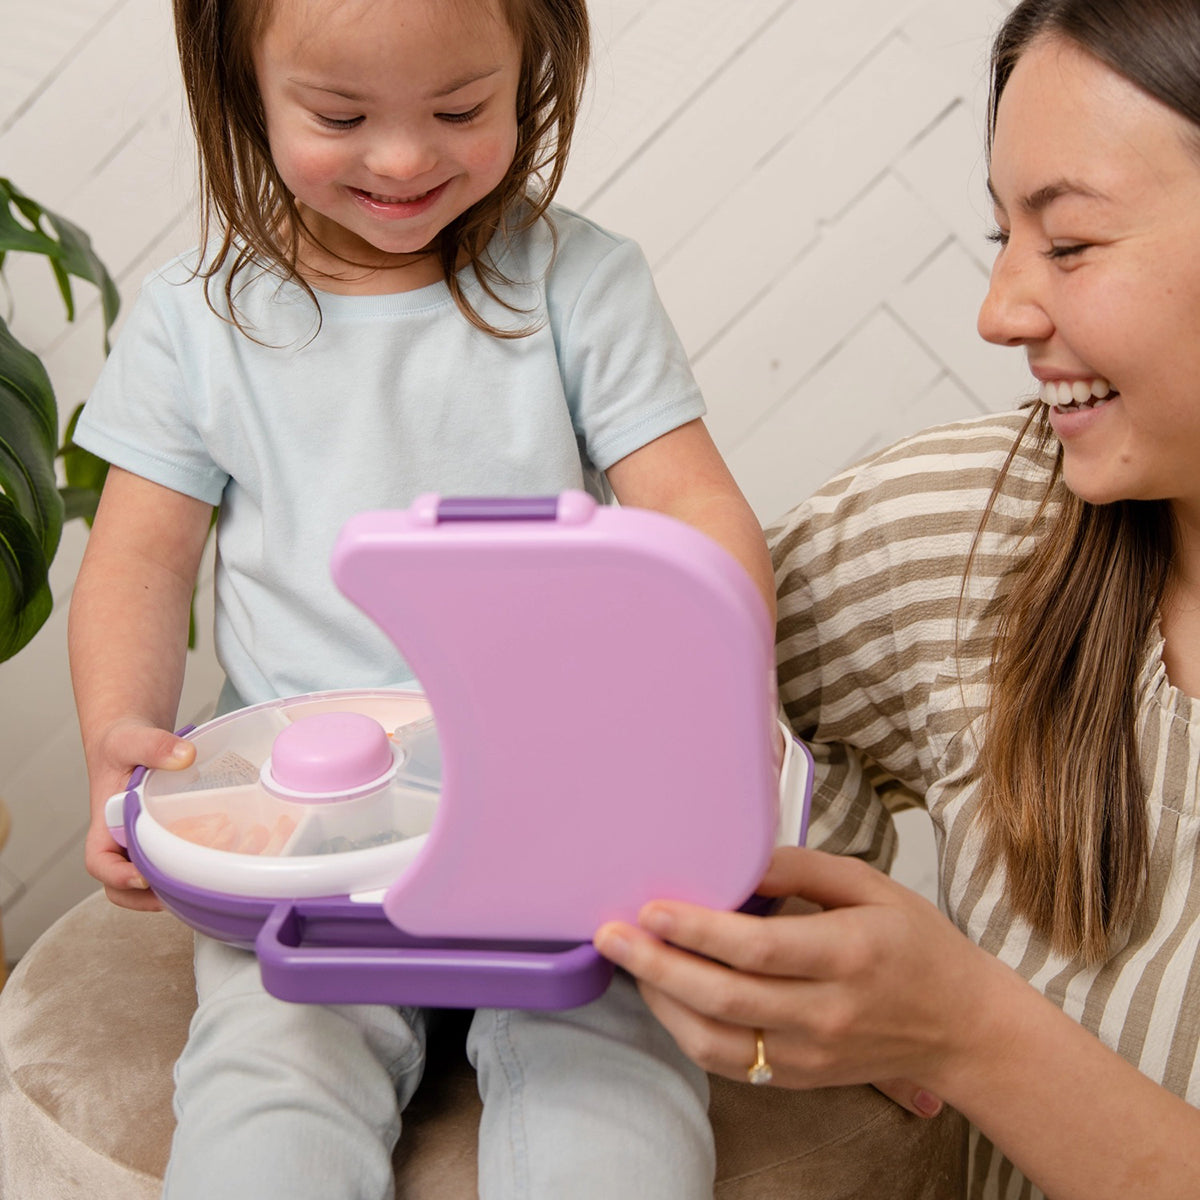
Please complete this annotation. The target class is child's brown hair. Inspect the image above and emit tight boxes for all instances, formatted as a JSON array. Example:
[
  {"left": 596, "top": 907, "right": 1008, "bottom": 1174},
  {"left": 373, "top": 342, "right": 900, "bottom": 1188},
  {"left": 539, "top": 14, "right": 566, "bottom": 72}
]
[{"left": 173, "top": 0, "right": 590, "bottom": 337}]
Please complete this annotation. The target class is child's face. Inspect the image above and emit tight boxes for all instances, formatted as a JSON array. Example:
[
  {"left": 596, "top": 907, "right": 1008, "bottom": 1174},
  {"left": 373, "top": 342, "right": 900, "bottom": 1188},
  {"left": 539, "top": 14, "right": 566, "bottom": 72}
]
[{"left": 254, "top": 0, "right": 522, "bottom": 277}]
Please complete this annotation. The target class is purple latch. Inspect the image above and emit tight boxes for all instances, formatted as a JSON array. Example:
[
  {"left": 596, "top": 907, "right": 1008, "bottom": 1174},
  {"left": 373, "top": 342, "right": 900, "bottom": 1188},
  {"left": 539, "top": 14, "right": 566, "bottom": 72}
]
[{"left": 435, "top": 496, "right": 561, "bottom": 522}]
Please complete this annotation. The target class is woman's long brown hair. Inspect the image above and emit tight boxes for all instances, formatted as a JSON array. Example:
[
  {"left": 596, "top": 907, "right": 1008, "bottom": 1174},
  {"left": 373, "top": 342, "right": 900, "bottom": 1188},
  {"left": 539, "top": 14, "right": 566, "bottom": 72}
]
[
  {"left": 173, "top": 0, "right": 590, "bottom": 337},
  {"left": 973, "top": 411, "right": 1173, "bottom": 962},
  {"left": 974, "top": 0, "right": 1199, "bottom": 962}
]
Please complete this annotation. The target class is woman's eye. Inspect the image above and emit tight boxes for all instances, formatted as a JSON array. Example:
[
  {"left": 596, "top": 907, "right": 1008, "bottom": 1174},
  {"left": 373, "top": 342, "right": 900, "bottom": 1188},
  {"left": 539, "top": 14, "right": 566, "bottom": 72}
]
[
  {"left": 437, "top": 103, "right": 485, "bottom": 125},
  {"left": 316, "top": 114, "right": 364, "bottom": 130},
  {"left": 985, "top": 226, "right": 1009, "bottom": 247},
  {"left": 1045, "top": 242, "right": 1090, "bottom": 260}
]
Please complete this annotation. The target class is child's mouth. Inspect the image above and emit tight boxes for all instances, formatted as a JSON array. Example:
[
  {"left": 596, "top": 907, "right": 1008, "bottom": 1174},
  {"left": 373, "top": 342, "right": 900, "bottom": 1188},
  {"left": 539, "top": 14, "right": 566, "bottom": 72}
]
[
  {"left": 347, "top": 182, "right": 449, "bottom": 219},
  {"left": 357, "top": 188, "right": 434, "bottom": 205}
]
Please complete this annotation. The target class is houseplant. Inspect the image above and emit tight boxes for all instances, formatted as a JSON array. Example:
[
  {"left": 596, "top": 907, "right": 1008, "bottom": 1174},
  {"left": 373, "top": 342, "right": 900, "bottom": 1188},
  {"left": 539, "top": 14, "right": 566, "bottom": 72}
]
[{"left": 1, "top": 177, "right": 118, "bottom": 662}]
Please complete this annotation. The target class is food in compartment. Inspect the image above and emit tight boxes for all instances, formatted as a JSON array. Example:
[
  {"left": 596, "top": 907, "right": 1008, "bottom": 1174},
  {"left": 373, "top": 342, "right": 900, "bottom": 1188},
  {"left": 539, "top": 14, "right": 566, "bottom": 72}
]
[
  {"left": 312, "top": 829, "right": 410, "bottom": 855},
  {"left": 167, "top": 812, "right": 297, "bottom": 855},
  {"left": 181, "top": 750, "right": 260, "bottom": 791}
]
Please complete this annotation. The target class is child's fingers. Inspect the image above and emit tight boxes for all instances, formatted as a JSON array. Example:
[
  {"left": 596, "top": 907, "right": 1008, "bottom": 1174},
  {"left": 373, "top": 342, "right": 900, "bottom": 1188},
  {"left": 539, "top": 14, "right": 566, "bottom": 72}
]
[
  {"left": 112, "top": 721, "right": 196, "bottom": 774},
  {"left": 103, "top": 880, "right": 164, "bottom": 912},
  {"left": 83, "top": 720, "right": 186, "bottom": 914},
  {"left": 85, "top": 832, "right": 163, "bottom": 910},
  {"left": 93, "top": 719, "right": 196, "bottom": 811}
]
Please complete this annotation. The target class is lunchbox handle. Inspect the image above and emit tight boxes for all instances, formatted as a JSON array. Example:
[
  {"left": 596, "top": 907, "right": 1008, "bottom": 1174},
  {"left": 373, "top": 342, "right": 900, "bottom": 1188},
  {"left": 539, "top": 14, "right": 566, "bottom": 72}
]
[{"left": 255, "top": 902, "right": 615, "bottom": 1010}]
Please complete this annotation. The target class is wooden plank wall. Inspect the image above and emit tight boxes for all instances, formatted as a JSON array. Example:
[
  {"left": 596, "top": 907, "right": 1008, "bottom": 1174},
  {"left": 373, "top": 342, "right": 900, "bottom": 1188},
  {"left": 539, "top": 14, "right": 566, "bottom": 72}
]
[{"left": 0, "top": 0, "right": 1026, "bottom": 958}]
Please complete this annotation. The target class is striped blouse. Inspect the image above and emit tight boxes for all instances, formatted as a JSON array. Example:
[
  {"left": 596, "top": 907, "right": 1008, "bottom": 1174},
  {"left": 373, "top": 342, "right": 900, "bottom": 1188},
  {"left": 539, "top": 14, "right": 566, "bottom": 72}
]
[{"left": 768, "top": 409, "right": 1200, "bottom": 1200}]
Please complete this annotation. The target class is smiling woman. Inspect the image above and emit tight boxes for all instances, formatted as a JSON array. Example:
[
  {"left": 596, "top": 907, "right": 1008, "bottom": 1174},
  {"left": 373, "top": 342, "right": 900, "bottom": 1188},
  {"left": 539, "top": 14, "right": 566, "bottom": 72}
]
[
  {"left": 974, "top": 24, "right": 1200, "bottom": 945},
  {"left": 593, "top": 2, "right": 1200, "bottom": 1198},
  {"left": 980, "top": 35, "right": 1200, "bottom": 511}
]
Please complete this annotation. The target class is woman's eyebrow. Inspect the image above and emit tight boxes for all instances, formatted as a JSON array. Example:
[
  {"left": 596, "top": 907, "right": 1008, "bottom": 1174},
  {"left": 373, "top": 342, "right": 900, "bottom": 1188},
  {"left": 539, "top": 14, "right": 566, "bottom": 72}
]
[{"left": 986, "top": 175, "right": 1109, "bottom": 213}]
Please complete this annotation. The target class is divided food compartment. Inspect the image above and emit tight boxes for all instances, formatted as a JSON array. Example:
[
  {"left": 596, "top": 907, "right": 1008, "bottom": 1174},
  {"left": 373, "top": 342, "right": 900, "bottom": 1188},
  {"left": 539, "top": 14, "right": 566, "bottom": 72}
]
[{"left": 127, "top": 690, "right": 444, "bottom": 898}]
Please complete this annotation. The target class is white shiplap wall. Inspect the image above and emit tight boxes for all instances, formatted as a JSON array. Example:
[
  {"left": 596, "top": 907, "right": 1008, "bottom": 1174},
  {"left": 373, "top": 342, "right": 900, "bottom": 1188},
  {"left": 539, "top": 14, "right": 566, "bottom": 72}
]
[{"left": 0, "top": 0, "right": 1028, "bottom": 961}]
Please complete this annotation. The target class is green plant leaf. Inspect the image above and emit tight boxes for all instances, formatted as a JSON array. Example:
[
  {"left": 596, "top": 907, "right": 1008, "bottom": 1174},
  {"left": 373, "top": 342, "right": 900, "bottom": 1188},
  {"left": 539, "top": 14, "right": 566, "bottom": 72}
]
[
  {"left": 59, "top": 401, "right": 108, "bottom": 526},
  {"left": 0, "top": 178, "right": 60, "bottom": 258},
  {"left": 0, "top": 315, "right": 63, "bottom": 561},
  {"left": 58, "top": 485, "right": 101, "bottom": 524},
  {"left": 0, "top": 180, "right": 122, "bottom": 662},
  {"left": 42, "top": 206, "right": 120, "bottom": 344},
  {"left": 0, "top": 178, "right": 120, "bottom": 345},
  {"left": 0, "top": 492, "right": 53, "bottom": 661}
]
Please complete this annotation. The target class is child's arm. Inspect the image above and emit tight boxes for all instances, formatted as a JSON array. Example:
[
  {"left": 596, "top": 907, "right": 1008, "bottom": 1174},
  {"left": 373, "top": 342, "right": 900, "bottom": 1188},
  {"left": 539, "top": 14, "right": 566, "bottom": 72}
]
[
  {"left": 605, "top": 418, "right": 776, "bottom": 622},
  {"left": 68, "top": 467, "right": 215, "bottom": 910}
]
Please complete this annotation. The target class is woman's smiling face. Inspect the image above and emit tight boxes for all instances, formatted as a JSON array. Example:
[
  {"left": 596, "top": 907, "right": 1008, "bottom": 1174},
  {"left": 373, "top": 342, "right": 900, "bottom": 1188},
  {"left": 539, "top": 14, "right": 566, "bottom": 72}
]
[{"left": 977, "top": 35, "right": 1200, "bottom": 520}]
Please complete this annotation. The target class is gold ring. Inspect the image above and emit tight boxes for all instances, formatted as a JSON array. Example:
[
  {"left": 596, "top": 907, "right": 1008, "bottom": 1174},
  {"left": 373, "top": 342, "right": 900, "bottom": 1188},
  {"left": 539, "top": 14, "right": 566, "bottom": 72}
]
[{"left": 747, "top": 1028, "right": 773, "bottom": 1085}]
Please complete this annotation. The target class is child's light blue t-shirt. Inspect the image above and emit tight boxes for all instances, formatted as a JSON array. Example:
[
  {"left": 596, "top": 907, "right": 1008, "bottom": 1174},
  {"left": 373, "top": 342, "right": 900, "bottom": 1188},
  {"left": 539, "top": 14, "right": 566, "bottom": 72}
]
[{"left": 75, "top": 206, "right": 706, "bottom": 704}]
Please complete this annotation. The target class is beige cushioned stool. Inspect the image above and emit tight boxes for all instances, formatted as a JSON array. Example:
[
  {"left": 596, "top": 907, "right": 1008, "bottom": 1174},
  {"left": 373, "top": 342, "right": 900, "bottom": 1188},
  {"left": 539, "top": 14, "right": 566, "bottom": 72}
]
[{"left": 0, "top": 892, "right": 966, "bottom": 1198}]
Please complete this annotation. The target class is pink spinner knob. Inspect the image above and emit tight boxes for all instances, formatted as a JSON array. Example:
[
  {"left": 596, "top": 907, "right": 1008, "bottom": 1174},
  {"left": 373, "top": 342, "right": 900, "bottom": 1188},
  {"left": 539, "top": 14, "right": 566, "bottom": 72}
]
[{"left": 266, "top": 712, "right": 395, "bottom": 800}]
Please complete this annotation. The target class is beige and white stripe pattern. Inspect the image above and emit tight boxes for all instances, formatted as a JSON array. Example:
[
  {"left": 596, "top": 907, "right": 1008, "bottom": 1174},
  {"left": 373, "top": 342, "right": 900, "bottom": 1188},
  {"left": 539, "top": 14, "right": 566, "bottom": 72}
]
[{"left": 769, "top": 409, "right": 1200, "bottom": 1200}]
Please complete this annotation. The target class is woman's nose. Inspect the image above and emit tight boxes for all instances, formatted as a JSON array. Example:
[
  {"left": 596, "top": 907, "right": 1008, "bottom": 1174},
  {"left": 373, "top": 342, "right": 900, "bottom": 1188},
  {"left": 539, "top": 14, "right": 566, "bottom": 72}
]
[{"left": 977, "top": 246, "right": 1054, "bottom": 347}]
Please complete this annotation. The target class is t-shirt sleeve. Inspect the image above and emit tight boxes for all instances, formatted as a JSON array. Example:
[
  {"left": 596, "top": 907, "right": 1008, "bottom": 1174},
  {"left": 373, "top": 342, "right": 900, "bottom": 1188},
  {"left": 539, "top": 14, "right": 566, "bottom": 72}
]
[
  {"left": 72, "top": 273, "right": 228, "bottom": 506},
  {"left": 548, "top": 225, "right": 706, "bottom": 471}
]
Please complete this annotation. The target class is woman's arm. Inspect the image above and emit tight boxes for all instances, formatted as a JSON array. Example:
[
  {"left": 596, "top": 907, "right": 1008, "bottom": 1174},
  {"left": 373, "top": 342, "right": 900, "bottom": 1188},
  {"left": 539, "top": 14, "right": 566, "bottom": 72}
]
[
  {"left": 595, "top": 846, "right": 1200, "bottom": 1200},
  {"left": 605, "top": 418, "right": 776, "bottom": 622},
  {"left": 68, "top": 466, "right": 214, "bottom": 909}
]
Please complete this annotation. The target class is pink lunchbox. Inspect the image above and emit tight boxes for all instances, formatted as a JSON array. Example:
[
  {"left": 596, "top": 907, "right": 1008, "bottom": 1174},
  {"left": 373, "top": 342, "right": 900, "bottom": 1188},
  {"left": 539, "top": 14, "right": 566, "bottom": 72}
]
[{"left": 109, "top": 493, "right": 812, "bottom": 1009}]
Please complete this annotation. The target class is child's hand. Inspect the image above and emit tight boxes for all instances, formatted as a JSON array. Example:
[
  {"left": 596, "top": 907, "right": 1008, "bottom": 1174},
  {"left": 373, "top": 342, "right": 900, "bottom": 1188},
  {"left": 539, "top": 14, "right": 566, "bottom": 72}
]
[{"left": 85, "top": 717, "right": 196, "bottom": 911}]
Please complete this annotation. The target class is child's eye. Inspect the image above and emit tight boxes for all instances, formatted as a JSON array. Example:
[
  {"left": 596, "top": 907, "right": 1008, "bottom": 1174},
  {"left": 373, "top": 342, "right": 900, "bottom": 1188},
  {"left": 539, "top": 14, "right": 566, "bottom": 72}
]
[
  {"left": 316, "top": 114, "right": 364, "bottom": 130},
  {"left": 437, "top": 103, "right": 485, "bottom": 125}
]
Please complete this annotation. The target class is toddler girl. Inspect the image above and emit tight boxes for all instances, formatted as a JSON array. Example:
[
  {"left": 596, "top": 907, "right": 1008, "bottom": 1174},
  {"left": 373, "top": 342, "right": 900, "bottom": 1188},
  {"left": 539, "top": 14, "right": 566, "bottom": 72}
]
[{"left": 68, "top": 1, "right": 774, "bottom": 1198}]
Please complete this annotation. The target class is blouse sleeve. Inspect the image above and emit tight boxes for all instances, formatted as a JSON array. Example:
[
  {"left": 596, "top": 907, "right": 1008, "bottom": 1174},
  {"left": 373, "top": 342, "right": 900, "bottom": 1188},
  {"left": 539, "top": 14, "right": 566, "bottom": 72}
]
[
  {"left": 765, "top": 417, "right": 1027, "bottom": 868},
  {"left": 769, "top": 491, "right": 899, "bottom": 870},
  {"left": 766, "top": 413, "right": 1048, "bottom": 874}
]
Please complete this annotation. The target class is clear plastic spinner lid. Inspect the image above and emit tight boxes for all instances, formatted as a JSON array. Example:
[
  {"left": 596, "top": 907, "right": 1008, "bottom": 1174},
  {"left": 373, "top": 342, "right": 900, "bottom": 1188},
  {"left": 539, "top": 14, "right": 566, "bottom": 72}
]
[{"left": 120, "top": 690, "right": 441, "bottom": 900}]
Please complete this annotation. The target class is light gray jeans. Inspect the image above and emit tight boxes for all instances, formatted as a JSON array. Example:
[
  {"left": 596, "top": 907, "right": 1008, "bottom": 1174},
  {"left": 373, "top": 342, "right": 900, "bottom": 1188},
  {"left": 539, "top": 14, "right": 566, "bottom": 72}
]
[{"left": 162, "top": 933, "right": 714, "bottom": 1200}]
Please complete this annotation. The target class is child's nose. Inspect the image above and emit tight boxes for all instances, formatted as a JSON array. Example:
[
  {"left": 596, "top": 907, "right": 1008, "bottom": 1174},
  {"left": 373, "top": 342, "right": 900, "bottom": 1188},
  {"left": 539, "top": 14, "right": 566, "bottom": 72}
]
[
  {"left": 977, "top": 246, "right": 1054, "bottom": 347},
  {"left": 365, "top": 133, "right": 438, "bottom": 185}
]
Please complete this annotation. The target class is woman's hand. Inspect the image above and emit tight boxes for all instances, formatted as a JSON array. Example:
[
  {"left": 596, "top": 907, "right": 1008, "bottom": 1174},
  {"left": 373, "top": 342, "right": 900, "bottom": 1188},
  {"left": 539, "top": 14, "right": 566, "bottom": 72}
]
[
  {"left": 594, "top": 846, "right": 1010, "bottom": 1103},
  {"left": 84, "top": 715, "right": 196, "bottom": 911}
]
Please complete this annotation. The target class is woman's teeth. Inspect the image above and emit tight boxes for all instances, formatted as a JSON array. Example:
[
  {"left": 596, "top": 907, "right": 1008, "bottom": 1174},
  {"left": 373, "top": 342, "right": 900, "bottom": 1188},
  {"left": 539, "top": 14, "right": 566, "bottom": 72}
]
[{"left": 1039, "top": 378, "right": 1116, "bottom": 410}]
